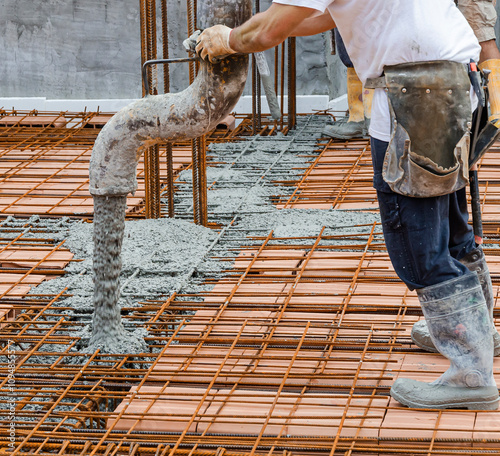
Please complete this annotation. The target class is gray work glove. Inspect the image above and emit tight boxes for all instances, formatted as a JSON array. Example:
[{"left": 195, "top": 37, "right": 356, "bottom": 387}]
[{"left": 183, "top": 30, "right": 202, "bottom": 53}]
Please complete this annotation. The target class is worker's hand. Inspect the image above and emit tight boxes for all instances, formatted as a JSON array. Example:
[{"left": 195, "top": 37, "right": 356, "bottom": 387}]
[{"left": 195, "top": 25, "right": 236, "bottom": 63}]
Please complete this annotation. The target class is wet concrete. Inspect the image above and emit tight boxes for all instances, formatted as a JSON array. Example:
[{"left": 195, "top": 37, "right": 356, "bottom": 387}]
[{"left": 89, "top": 195, "right": 147, "bottom": 353}]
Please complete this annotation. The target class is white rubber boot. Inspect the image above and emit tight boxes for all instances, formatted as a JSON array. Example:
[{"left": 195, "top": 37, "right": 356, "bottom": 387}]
[
  {"left": 411, "top": 247, "right": 500, "bottom": 356},
  {"left": 391, "top": 272, "right": 499, "bottom": 410}
]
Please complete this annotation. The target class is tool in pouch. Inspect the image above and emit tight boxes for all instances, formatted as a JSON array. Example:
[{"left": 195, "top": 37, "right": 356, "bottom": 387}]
[
  {"left": 467, "top": 59, "right": 500, "bottom": 244},
  {"left": 468, "top": 59, "right": 500, "bottom": 168}
]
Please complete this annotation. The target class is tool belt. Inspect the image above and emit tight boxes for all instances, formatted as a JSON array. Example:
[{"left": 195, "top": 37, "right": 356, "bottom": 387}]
[{"left": 366, "top": 60, "right": 472, "bottom": 198}]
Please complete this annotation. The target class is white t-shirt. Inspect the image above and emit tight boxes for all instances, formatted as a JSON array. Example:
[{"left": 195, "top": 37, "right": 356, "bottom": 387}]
[{"left": 273, "top": 0, "right": 481, "bottom": 141}]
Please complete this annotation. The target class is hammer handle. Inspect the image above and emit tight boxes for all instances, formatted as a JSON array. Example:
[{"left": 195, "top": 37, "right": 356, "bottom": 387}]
[{"left": 470, "top": 169, "right": 483, "bottom": 245}]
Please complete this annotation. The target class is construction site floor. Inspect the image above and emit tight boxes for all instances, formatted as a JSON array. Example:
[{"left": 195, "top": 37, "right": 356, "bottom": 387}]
[{"left": 1, "top": 111, "right": 500, "bottom": 456}]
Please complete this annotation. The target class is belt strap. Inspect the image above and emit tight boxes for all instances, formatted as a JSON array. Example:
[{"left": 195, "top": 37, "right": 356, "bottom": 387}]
[
  {"left": 365, "top": 76, "right": 386, "bottom": 89},
  {"left": 365, "top": 62, "right": 472, "bottom": 90}
]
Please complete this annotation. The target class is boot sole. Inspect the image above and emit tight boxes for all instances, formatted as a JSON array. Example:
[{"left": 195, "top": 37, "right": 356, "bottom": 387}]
[{"left": 391, "top": 385, "right": 500, "bottom": 410}]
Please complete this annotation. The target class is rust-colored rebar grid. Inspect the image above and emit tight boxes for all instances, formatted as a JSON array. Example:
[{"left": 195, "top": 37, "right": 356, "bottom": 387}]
[
  {"left": 275, "top": 135, "right": 500, "bottom": 240},
  {"left": 0, "top": 110, "right": 329, "bottom": 222},
  {"left": 2, "top": 111, "right": 500, "bottom": 454},
  {"left": 0, "top": 217, "right": 76, "bottom": 318},
  {"left": 3, "top": 220, "right": 500, "bottom": 456},
  {"left": 0, "top": 111, "right": 196, "bottom": 218},
  {"left": 275, "top": 138, "right": 378, "bottom": 211},
  {"left": 94, "top": 226, "right": 500, "bottom": 454}
]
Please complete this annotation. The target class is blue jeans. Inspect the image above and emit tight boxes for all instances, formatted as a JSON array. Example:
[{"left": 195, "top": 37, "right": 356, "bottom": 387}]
[
  {"left": 371, "top": 137, "right": 476, "bottom": 290},
  {"left": 335, "top": 30, "right": 353, "bottom": 68}
]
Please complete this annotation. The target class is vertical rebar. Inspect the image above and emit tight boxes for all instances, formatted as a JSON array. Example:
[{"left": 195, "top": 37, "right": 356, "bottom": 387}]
[
  {"left": 161, "top": 0, "right": 174, "bottom": 218},
  {"left": 256, "top": 0, "right": 262, "bottom": 131},
  {"left": 252, "top": 55, "right": 258, "bottom": 135},
  {"left": 160, "top": 0, "right": 170, "bottom": 93},
  {"left": 188, "top": 0, "right": 205, "bottom": 224},
  {"left": 145, "top": 0, "right": 158, "bottom": 95},
  {"left": 140, "top": 0, "right": 148, "bottom": 97},
  {"left": 280, "top": 43, "right": 286, "bottom": 131},
  {"left": 287, "top": 37, "right": 297, "bottom": 131},
  {"left": 143, "top": 0, "right": 161, "bottom": 218},
  {"left": 166, "top": 143, "right": 175, "bottom": 218},
  {"left": 144, "top": 144, "right": 161, "bottom": 219},
  {"left": 197, "top": 135, "right": 208, "bottom": 226},
  {"left": 187, "top": 0, "right": 196, "bottom": 83},
  {"left": 191, "top": 138, "right": 201, "bottom": 225}
]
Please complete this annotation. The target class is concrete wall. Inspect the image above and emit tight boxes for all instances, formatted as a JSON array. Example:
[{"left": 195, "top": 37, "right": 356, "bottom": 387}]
[
  {"left": 0, "top": 0, "right": 339, "bottom": 101},
  {"left": 8, "top": 1, "right": 495, "bottom": 104},
  {"left": 0, "top": 0, "right": 142, "bottom": 99}
]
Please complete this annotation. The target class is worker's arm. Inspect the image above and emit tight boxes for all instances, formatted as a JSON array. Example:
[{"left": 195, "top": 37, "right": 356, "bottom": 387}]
[
  {"left": 289, "top": 10, "right": 336, "bottom": 37},
  {"left": 230, "top": 4, "right": 319, "bottom": 52},
  {"left": 479, "top": 38, "right": 500, "bottom": 62},
  {"left": 196, "top": 4, "right": 335, "bottom": 62}
]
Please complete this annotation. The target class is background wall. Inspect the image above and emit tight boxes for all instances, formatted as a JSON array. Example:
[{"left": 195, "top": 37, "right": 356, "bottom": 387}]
[
  {"left": 3, "top": 1, "right": 496, "bottom": 104},
  {"left": 0, "top": 0, "right": 142, "bottom": 99},
  {"left": 0, "top": 0, "right": 342, "bottom": 101}
]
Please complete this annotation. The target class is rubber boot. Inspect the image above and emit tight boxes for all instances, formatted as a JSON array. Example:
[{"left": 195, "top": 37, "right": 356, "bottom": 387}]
[
  {"left": 479, "top": 59, "right": 500, "bottom": 127},
  {"left": 411, "top": 247, "right": 500, "bottom": 356},
  {"left": 391, "top": 273, "right": 499, "bottom": 410},
  {"left": 323, "top": 68, "right": 365, "bottom": 139}
]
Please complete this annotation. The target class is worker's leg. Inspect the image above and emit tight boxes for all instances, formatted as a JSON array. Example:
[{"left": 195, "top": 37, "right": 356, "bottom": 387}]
[
  {"left": 323, "top": 30, "right": 372, "bottom": 140},
  {"left": 371, "top": 137, "right": 471, "bottom": 289},
  {"left": 413, "top": 186, "right": 500, "bottom": 355},
  {"left": 480, "top": 58, "right": 500, "bottom": 126},
  {"left": 391, "top": 271, "right": 498, "bottom": 410},
  {"left": 372, "top": 137, "right": 498, "bottom": 409}
]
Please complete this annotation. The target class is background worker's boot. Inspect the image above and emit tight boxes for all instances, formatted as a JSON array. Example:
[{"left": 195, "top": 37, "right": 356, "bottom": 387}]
[
  {"left": 391, "top": 273, "right": 499, "bottom": 410},
  {"left": 323, "top": 68, "right": 366, "bottom": 139},
  {"left": 479, "top": 59, "right": 500, "bottom": 126},
  {"left": 411, "top": 247, "right": 500, "bottom": 356}
]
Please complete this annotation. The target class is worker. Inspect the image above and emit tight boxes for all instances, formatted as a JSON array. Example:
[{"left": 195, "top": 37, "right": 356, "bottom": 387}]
[
  {"left": 324, "top": 1, "right": 500, "bottom": 140},
  {"left": 411, "top": 0, "right": 500, "bottom": 359},
  {"left": 195, "top": 0, "right": 500, "bottom": 410}
]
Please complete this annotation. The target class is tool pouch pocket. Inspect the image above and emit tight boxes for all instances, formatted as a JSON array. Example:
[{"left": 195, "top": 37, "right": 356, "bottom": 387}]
[{"left": 373, "top": 61, "right": 472, "bottom": 198}]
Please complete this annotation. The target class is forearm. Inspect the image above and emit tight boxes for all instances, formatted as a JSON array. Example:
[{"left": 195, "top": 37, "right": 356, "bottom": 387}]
[
  {"left": 229, "top": 4, "right": 318, "bottom": 53},
  {"left": 229, "top": 11, "right": 283, "bottom": 53},
  {"left": 480, "top": 38, "right": 500, "bottom": 62}
]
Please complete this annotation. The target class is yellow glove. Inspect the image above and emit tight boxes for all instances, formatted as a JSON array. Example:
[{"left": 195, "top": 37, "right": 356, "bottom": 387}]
[
  {"left": 195, "top": 25, "right": 236, "bottom": 63},
  {"left": 479, "top": 59, "right": 500, "bottom": 127}
]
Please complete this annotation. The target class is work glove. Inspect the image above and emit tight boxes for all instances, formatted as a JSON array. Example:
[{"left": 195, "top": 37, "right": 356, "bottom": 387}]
[
  {"left": 195, "top": 25, "right": 236, "bottom": 63},
  {"left": 183, "top": 30, "right": 201, "bottom": 53}
]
